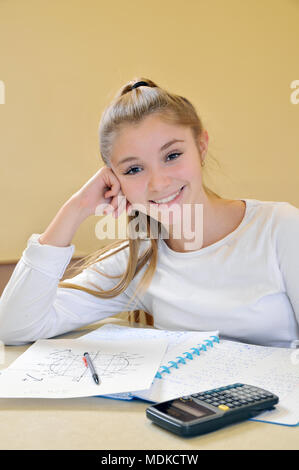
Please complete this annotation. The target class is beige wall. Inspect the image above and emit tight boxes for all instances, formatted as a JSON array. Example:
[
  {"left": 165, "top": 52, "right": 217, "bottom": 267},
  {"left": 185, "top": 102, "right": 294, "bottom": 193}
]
[{"left": 0, "top": 0, "right": 298, "bottom": 262}]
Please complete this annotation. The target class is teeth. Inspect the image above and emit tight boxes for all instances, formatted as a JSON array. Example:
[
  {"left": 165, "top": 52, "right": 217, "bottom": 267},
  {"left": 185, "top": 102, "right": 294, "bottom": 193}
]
[{"left": 153, "top": 187, "right": 183, "bottom": 204}]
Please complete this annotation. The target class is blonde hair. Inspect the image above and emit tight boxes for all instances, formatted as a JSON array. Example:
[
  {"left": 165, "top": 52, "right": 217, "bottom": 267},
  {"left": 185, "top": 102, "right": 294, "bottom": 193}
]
[{"left": 58, "top": 77, "right": 221, "bottom": 317}]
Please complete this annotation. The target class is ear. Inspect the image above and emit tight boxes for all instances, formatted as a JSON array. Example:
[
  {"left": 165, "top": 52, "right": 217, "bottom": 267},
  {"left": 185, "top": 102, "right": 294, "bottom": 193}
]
[{"left": 198, "top": 129, "right": 209, "bottom": 156}]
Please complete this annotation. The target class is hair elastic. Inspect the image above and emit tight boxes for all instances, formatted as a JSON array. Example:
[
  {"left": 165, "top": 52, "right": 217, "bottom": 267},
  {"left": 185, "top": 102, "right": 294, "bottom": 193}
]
[{"left": 131, "top": 81, "right": 150, "bottom": 89}]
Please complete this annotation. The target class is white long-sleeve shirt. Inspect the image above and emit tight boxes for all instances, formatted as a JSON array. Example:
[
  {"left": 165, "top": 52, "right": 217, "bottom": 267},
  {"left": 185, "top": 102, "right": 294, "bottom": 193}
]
[{"left": 0, "top": 198, "right": 298, "bottom": 348}]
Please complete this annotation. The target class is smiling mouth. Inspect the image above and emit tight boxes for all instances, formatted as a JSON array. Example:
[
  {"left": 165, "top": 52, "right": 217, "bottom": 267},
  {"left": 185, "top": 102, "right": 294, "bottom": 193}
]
[{"left": 149, "top": 186, "right": 185, "bottom": 204}]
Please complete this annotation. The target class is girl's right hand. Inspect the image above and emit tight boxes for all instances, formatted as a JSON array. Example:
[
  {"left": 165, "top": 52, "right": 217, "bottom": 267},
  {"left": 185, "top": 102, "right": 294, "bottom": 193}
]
[{"left": 72, "top": 166, "right": 131, "bottom": 219}]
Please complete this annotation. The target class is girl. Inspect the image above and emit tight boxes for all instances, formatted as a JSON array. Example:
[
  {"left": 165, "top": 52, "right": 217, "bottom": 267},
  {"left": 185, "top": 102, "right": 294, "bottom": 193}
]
[{"left": 0, "top": 78, "right": 298, "bottom": 348}]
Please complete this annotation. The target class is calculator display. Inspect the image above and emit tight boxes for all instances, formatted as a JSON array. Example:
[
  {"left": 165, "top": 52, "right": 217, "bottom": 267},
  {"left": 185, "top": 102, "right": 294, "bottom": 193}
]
[{"left": 154, "top": 398, "right": 216, "bottom": 422}]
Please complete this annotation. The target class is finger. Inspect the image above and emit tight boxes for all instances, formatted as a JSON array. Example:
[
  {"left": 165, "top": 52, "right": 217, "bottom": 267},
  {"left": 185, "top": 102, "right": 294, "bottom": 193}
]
[
  {"left": 103, "top": 192, "right": 124, "bottom": 216},
  {"left": 112, "top": 193, "right": 127, "bottom": 218},
  {"left": 104, "top": 183, "right": 123, "bottom": 200},
  {"left": 103, "top": 173, "right": 121, "bottom": 196}
]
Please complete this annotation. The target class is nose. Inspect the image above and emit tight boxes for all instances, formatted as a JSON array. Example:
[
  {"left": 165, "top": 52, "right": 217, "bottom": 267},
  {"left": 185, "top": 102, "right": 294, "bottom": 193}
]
[{"left": 148, "top": 171, "right": 172, "bottom": 196}]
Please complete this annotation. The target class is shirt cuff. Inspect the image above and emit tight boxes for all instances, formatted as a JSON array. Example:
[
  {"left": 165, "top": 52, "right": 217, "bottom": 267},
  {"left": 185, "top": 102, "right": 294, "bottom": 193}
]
[{"left": 22, "top": 233, "right": 76, "bottom": 279}]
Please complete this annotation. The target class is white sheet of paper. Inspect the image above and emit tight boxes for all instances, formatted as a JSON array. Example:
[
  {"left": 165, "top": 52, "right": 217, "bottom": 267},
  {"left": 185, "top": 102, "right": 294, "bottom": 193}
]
[
  {"left": 79, "top": 323, "right": 219, "bottom": 351},
  {"left": 0, "top": 337, "right": 168, "bottom": 398},
  {"left": 78, "top": 324, "right": 219, "bottom": 401}
]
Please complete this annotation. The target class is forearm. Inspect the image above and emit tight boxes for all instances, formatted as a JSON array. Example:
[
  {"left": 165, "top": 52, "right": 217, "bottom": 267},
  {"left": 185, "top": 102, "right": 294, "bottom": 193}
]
[
  {"left": 39, "top": 195, "right": 90, "bottom": 247},
  {"left": 0, "top": 235, "right": 75, "bottom": 345}
]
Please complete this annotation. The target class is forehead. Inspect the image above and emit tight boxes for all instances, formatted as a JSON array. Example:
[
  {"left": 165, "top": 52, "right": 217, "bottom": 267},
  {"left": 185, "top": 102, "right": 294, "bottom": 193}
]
[{"left": 111, "top": 114, "right": 191, "bottom": 157}]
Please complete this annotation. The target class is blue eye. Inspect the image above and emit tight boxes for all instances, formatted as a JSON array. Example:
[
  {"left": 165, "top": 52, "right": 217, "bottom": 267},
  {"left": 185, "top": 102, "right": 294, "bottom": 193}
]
[
  {"left": 123, "top": 152, "right": 182, "bottom": 176},
  {"left": 123, "top": 165, "right": 142, "bottom": 176},
  {"left": 167, "top": 152, "right": 181, "bottom": 161}
]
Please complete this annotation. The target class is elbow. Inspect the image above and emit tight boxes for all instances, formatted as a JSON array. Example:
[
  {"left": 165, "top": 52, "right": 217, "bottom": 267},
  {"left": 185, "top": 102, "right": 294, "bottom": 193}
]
[
  {"left": 0, "top": 305, "right": 39, "bottom": 346},
  {"left": 0, "top": 315, "right": 37, "bottom": 346},
  {"left": 0, "top": 330, "right": 32, "bottom": 346}
]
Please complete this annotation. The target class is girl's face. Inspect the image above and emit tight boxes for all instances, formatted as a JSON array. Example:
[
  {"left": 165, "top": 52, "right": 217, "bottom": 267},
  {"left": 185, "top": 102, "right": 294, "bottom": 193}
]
[{"left": 110, "top": 114, "right": 208, "bottom": 225}]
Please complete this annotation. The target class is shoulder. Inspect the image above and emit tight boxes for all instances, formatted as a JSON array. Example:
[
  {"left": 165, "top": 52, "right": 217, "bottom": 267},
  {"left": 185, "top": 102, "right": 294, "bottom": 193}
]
[
  {"left": 245, "top": 198, "right": 299, "bottom": 227},
  {"left": 269, "top": 200, "right": 299, "bottom": 234},
  {"left": 253, "top": 200, "right": 299, "bottom": 253}
]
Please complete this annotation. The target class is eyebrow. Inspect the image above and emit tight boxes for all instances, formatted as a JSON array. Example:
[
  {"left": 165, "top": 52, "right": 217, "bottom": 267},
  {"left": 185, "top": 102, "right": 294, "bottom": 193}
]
[{"left": 116, "top": 139, "right": 185, "bottom": 167}]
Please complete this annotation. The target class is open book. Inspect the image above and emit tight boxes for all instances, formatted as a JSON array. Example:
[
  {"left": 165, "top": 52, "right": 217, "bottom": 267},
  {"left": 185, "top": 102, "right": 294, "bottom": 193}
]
[{"left": 80, "top": 324, "right": 299, "bottom": 427}]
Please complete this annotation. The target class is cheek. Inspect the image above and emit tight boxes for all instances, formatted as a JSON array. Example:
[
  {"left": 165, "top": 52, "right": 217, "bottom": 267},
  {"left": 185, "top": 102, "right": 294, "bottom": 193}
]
[
  {"left": 120, "top": 179, "right": 145, "bottom": 202},
  {"left": 175, "top": 158, "right": 198, "bottom": 179},
  {"left": 175, "top": 166, "right": 195, "bottom": 182},
  {"left": 183, "top": 161, "right": 202, "bottom": 182}
]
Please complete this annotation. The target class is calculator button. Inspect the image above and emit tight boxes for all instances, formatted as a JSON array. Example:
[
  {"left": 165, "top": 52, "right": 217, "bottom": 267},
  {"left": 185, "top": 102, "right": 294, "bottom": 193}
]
[{"left": 218, "top": 405, "right": 230, "bottom": 411}]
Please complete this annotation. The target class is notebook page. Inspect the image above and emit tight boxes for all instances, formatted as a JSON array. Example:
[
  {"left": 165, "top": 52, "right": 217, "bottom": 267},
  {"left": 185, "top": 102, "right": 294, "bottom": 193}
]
[
  {"left": 79, "top": 324, "right": 219, "bottom": 401},
  {"left": 79, "top": 324, "right": 219, "bottom": 371},
  {"left": 134, "top": 339, "right": 299, "bottom": 426},
  {"left": 79, "top": 323, "right": 218, "bottom": 350}
]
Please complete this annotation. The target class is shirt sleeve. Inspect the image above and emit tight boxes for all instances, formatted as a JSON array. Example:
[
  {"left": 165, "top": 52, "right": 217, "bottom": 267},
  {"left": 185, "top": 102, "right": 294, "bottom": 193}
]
[
  {"left": 272, "top": 202, "right": 299, "bottom": 326},
  {"left": 0, "top": 234, "right": 143, "bottom": 345}
]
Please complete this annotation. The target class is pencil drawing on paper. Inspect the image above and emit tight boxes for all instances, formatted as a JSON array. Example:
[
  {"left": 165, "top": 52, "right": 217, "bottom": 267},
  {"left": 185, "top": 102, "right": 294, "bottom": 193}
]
[{"left": 20, "top": 348, "right": 145, "bottom": 383}]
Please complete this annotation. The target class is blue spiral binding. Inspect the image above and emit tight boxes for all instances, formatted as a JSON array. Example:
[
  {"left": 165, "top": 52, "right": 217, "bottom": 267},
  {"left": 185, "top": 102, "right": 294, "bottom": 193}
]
[{"left": 155, "top": 334, "right": 219, "bottom": 379}]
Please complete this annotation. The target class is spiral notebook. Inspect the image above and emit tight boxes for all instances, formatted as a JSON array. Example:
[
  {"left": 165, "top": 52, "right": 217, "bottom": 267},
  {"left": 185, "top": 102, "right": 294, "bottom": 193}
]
[{"left": 79, "top": 324, "right": 299, "bottom": 426}]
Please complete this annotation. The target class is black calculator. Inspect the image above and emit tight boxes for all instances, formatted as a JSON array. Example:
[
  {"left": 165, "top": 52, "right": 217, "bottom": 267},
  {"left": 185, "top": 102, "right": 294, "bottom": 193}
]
[{"left": 146, "top": 383, "right": 279, "bottom": 437}]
